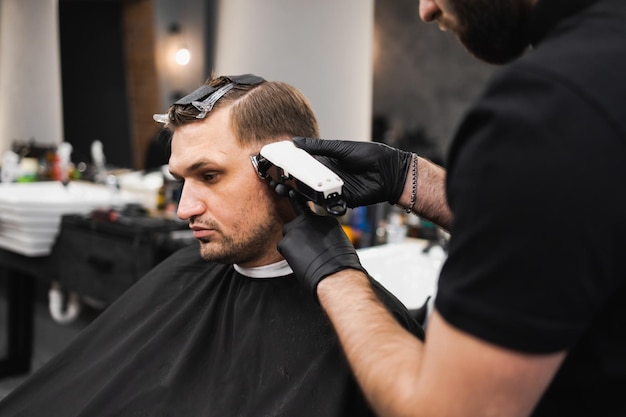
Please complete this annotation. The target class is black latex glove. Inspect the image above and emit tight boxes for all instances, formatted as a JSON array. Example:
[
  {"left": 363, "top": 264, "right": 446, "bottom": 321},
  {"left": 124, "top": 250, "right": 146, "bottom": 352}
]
[
  {"left": 293, "top": 137, "right": 413, "bottom": 207},
  {"left": 278, "top": 194, "right": 365, "bottom": 296}
]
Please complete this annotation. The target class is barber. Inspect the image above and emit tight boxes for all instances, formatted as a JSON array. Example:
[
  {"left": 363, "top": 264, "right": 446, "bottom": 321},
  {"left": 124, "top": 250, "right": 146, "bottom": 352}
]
[{"left": 278, "top": 0, "right": 626, "bottom": 416}]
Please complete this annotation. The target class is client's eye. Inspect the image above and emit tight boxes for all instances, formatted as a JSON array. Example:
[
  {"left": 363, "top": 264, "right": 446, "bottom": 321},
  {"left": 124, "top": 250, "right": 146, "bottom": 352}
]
[{"left": 203, "top": 172, "right": 218, "bottom": 183}]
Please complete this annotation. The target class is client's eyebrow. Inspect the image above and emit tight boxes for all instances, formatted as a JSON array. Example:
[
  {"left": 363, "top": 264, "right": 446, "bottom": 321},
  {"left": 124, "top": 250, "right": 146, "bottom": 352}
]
[{"left": 169, "top": 159, "right": 221, "bottom": 179}]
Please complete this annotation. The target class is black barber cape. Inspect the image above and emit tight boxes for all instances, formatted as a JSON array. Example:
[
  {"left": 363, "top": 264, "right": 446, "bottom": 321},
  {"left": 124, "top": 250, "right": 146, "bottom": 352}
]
[{"left": 0, "top": 244, "right": 423, "bottom": 417}]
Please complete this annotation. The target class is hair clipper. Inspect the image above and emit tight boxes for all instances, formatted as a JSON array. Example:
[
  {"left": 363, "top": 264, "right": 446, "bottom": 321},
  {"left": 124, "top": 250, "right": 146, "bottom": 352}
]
[{"left": 250, "top": 141, "right": 347, "bottom": 216}]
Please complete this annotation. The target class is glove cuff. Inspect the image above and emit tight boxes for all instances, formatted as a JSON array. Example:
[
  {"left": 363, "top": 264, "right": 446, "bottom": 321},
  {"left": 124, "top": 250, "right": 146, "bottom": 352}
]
[
  {"left": 400, "top": 153, "right": 417, "bottom": 213},
  {"left": 388, "top": 150, "right": 414, "bottom": 205},
  {"left": 304, "top": 244, "right": 365, "bottom": 296}
]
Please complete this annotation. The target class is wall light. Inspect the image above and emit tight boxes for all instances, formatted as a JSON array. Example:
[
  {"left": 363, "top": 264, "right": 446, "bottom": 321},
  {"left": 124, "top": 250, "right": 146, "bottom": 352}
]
[
  {"left": 169, "top": 23, "right": 191, "bottom": 66},
  {"left": 175, "top": 47, "right": 191, "bottom": 66}
]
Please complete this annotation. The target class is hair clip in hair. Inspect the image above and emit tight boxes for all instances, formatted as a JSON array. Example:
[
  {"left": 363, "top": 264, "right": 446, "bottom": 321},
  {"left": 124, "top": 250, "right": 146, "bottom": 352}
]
[
  {"left": 191, "top": 83, "right": 235, "bottom": 119},
  {"left": 153, "top": 113, "right": 169, "bottom": 124},
  {"left": 152, "top": 74, "right": 266, "bottom": 125}
]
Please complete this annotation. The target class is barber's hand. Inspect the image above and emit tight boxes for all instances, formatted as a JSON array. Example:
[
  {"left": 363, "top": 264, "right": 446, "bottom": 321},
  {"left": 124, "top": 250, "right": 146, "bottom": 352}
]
[
  {"left": 293, "top": 137, "right": 413, "bottom": 207},
  {"left": 278, "top": 202, "right": 364, "bottom": 297}
]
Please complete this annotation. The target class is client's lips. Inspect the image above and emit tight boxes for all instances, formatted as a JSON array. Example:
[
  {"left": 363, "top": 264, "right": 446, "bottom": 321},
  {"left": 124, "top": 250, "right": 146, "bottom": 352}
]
[{"left": 190, "top": 225, "right": 215, "bottom": 239}]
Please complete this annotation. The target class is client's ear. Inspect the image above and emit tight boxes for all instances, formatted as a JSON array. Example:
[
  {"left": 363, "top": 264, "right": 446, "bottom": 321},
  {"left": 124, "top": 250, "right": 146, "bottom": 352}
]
[{"left": 274, "top": 194, "right": 298, "bottom": 225}]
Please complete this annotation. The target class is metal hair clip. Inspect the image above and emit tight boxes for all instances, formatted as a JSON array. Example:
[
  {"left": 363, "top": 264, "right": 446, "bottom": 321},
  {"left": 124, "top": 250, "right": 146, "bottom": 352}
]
[
  {"left": 153, "top": 113, "right": 169, "bottom": 124},
  {"left": 152, "top": 74, "right": 266, "bottom": 125},
  {"left": 191, "top": 83, "right": 235, "bottom": 119}
]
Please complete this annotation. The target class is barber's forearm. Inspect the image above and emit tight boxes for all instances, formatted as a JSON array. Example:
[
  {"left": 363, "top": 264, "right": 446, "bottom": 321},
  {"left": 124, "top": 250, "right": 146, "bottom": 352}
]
[
  {"left": 397, "top": 156, "right": 452, "bottom": 231},
  {"left": 317, "top": 270, "right": 426, "bottom": 417}
]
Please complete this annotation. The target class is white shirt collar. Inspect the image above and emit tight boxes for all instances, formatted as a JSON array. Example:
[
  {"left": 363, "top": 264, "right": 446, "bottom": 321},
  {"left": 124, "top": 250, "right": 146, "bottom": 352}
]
[{"left": 234, "top": 260, "right": 293, "bottom": 279}]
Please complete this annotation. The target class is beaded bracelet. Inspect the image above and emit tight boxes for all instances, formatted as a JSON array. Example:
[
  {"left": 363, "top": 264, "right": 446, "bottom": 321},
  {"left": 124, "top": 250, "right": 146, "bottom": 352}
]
[{"left": 405, "top": 153, "right": 417, "bottom": 214}]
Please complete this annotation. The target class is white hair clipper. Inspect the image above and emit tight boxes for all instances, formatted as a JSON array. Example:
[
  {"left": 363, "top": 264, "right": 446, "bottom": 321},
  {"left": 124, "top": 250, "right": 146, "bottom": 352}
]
[{"left": 250, "top": 140, "right": 347, "bottom": 216}]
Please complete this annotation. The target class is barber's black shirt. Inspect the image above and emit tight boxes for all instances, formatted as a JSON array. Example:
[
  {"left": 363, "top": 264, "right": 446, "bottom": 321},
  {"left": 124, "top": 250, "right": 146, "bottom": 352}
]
[{"left": 437, "top": 0, "right": 626, "bottom": 415}]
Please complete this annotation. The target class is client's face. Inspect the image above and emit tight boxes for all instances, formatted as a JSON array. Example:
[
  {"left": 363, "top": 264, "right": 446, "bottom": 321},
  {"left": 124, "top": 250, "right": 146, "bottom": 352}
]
[{"left": 168, "top": 106, "right": 285, "bottom": 267}]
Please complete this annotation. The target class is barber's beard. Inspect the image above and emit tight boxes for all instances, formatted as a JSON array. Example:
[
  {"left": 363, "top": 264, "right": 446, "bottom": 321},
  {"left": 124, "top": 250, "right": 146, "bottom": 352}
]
[{"left": 451, "top": 0, "right": 532, "bottom": 64}]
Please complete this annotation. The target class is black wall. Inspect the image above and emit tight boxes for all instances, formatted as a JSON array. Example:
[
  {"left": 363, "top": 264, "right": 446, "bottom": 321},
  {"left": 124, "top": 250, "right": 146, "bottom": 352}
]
[{"left": 59, "top": 0, "right": 132, "bottom": 168}]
